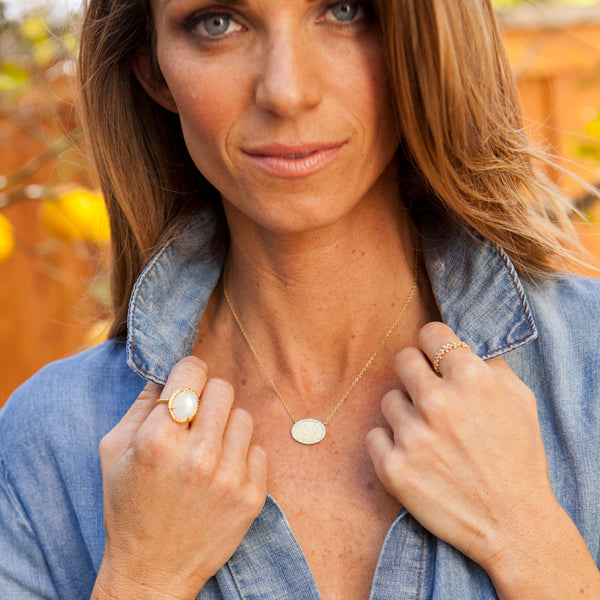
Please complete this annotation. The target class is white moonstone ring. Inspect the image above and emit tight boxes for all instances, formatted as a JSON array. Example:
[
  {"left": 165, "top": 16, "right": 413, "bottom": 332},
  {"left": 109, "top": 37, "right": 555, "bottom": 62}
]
[{"left": 156, "top": 388, "right": 200, "bottom": 424}]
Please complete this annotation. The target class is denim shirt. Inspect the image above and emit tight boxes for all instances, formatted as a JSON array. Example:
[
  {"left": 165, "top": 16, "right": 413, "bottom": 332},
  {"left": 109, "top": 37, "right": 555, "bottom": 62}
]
[{"left": 1, "top": 217, "right": 600, "bottom": 600}]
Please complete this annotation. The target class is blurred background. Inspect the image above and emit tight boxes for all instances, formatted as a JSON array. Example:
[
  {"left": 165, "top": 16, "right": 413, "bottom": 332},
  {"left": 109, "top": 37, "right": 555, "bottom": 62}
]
[{"left": 1, "top": 0, "right": 600, "bottom": 404}]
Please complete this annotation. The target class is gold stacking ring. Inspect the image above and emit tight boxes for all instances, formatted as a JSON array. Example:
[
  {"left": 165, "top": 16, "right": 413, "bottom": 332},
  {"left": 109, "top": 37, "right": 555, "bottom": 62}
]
[
  {"left": 432, "top": 341, "right": 471, "bottom": 376},
  {"left": 156, "top": 387, "right": 200, "bottom": 424}
]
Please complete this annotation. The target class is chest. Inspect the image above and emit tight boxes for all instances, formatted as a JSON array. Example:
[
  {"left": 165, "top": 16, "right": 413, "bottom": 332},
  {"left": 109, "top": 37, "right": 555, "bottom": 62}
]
[{"left": 248, "top": 401, "right": 401, "bottom": 600}]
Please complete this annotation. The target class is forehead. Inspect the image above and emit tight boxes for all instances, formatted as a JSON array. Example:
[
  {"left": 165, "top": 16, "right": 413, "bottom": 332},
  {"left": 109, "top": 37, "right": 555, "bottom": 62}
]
[{"left": 157, "top": 0, "right": 323, "bottom": 11}]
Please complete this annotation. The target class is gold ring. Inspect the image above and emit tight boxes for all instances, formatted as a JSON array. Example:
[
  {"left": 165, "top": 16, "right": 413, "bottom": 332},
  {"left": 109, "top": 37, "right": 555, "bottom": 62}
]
[
  {"left": 156, "top": 388, "right": 200, "bottom": 424},
  {"left": 432, "top": 341, "right": 471, "bottom": 375}
]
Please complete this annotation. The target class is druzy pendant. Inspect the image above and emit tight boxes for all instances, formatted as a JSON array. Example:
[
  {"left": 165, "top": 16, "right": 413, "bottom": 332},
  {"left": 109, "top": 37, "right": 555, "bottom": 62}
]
[{"left": 291, "top": 418, "right": 326, "bottom": 444}]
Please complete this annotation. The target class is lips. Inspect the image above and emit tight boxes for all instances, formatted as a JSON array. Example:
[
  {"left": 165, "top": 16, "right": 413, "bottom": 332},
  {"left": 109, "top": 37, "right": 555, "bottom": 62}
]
[{"left": 242, "top": 142, "right": 346, "bottom": 179}]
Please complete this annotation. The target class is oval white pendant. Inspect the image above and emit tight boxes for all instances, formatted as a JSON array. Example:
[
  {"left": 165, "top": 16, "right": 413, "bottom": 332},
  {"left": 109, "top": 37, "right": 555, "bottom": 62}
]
[{"left": 291, "top": 419, "right": 326, "bottom": 445}]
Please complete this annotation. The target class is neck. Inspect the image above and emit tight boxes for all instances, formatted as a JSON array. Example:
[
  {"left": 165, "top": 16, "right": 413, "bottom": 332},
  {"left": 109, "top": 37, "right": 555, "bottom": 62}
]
[{"left": 209, "top": 191, "right": 430, "bottom": 411}]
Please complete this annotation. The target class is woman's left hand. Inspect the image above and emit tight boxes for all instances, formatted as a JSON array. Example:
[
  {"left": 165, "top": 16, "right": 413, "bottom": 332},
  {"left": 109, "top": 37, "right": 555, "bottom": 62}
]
[{"left": 366, "top": 321, "right": 558, "bottom": 572}]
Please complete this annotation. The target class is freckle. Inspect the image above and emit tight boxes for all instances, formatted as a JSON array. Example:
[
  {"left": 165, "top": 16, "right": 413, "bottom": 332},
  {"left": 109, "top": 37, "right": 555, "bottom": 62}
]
[
  {"left": 241, "top": 378, "right": 247, "bottom": 386},
  {"left": 366, "top": 482, "right": 375, "bottom": 491},
  {"left": 351, "top": 334, "right": 356, "bottom": 340}
]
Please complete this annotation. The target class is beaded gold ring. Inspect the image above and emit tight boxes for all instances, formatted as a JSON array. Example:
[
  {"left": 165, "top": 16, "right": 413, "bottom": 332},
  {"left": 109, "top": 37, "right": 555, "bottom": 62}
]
[{"left": 432, "top": 341, "right": 471, "bottom": 376}]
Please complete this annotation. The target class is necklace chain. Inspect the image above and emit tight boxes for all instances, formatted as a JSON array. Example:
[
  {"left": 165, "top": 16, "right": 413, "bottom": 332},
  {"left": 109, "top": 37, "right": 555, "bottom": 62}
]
[{"left": 223, "top": 252, "right": 419, "bottom": 438}]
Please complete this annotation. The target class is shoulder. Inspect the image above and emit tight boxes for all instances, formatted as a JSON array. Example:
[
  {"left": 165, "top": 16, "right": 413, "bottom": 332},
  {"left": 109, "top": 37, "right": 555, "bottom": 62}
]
[
  {"left": 522, "top": 273, "right": 600, "bottom": 347},
  {"left": 8, "top": 338, "right": 133, "bottom": 396},
  {"left": 524, "top": 272, "right": 600, "bottom": 306},
  {"left": 0, "top": 342, "right": 144, "bottom": 598},
  {"left": 0, "top": 341, "right": 146, "bottom": 466}
]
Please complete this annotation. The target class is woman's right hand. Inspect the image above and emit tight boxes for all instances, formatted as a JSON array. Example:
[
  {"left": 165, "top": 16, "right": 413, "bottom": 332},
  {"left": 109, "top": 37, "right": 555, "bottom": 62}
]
[{"left": 92, "top": 356, "right": 268, "bottom": 600}]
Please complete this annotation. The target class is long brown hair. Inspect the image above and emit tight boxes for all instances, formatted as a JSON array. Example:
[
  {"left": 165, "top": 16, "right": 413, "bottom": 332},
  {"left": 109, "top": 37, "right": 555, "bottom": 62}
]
[{"left": 79, "top": 0, "right": 583, "bottom": 339}]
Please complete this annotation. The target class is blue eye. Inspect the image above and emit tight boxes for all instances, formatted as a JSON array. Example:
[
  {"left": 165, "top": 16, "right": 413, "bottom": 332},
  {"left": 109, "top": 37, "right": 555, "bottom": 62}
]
[
  {"left": 201, "top": 14, "right": 233, "bottom": 37},
  {"left": 330, "top": 2, "right": 360, "bottom": 22},
  {"left": 187, "top": 12, "right": 243, "bottom": 39}
]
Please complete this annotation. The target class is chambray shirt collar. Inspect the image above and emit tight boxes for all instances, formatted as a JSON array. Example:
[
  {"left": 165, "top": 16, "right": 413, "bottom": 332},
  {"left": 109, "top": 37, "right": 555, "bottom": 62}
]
[
  {"left": 126, "top": 213, "right": 226, "bottom": 386},
  {"left": 126, "top": 215, "right": 537, "bottom": 385}
]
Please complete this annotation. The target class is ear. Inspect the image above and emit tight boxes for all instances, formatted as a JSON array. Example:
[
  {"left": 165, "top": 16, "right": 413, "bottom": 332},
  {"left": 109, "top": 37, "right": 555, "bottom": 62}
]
[{"left": 132, "top": 45, "right": 179, "bottom": 114}]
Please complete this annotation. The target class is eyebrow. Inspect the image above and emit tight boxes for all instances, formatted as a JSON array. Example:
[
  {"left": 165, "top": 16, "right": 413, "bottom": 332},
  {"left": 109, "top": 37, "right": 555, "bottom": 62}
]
[
  {"left": 161, "top": 0, "right": 247, "bottom": 11},
  {"left": 161, "top": 0, "right": 319, "bottom": 11}
]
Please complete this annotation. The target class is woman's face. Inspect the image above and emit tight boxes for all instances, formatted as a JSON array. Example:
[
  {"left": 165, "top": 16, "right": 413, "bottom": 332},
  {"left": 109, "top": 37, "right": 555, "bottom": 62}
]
[{"left": 149, "top": 0, "right": 400, "bottom": 234}]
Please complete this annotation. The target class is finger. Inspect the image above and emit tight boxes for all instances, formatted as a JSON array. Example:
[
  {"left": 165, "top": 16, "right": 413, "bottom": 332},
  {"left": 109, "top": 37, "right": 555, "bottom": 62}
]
[
  {"left": 106, "top": 381, "right": 163, "bottom": 450},
  {"left": 221, "top": 408, "right": 254, "bottom": 466},
  {"left": 151, "top": 356, "right": 209, "bottom": 426},
  {"left": 123, "top": 381, "right": 162, "bottom": 427},
  {"left": 366, "top": 427, "right": 395, "bottom": 479},
  {"left": 246, "top": 444, "right": 268, "bottom": 490},
  {"left": 159, "top": 355, "right": 209, "bottom": 403},
  {"left": 380, "top": 388, "right": 414, "bottom": 433},
  {"left": 190, "top": 377, "right": 236, "bottom": 448},
  {"left": 393, "top": 346, "right": 439, "bottom": 402},
  {"left": 418, "top": 322, "right": 474, "bottom": 377}
]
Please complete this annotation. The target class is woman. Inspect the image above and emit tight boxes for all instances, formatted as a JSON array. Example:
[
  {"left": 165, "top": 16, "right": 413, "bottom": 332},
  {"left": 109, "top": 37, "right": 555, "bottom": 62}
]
[{"left": 1, "top": 0, "right": 600, "bottom": 598}]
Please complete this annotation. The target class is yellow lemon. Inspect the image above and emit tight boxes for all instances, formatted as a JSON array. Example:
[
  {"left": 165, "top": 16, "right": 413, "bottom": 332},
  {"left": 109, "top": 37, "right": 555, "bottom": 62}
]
[
  {"left": 19, "top": 17, "right": 49, "bottom": 45},
  {"left": 42, "top": 189, "right": 110, "bottom": 242},
  {"left": 0, "top": 213, "right": 15, "bottom": 262},
  {"left": 584, "top": 117, "right": 600, "bottom": 140},
  {"left": 32, "top": 39, "right": 61, "bottom": 70}
]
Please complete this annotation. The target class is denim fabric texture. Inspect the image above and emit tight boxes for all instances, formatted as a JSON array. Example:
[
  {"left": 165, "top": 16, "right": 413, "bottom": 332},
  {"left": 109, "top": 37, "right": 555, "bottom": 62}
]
[{"left": 1, "top": 216, "right": 600, "bottom": 599}]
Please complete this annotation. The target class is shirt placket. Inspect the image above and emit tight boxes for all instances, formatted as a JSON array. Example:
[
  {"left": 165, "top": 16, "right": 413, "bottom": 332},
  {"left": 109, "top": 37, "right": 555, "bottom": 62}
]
[{"left": 368, "top": 509, "right": 433, "bottom": 600}]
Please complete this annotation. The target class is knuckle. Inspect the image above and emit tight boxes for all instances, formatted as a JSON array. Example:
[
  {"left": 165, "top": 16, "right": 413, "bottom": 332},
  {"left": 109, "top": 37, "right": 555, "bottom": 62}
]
[
  {"left": 397, "top": 419, "right": 426, "bottom": 452},
  {"left": 190, "top": 446, "right": 220, "bottom": 479},
  {"left": 395, "top": 345, "right": 420, "bottom": 366},
  {"left": 136, "top": 382, "right": 161, "bottom": 404},
  {"left": 381, "top": 388, "right": 403, "bottom": 412},
  {"left": 98, "top": 432, "right": 116, "bottom": 462},
  {"left": 212, "top": 469, "right": 244, "bottom": 499},
  {"left": 380, "top": 450, "right": 405, "bottom": 485},
  {"left": 521, "top": 387, "right": 538, "bottom": 410},
  {"left": 167, "top": 356, "right": 208, "bottom": 386},
  {"left": 419, "top": 387, "right": 448, "bottom": 421},
  {"left": 455, "top": 357, "right": 482, "bottom": 383},
  {"left": 238, "top": 487, "right": 259, "bottom": 513},
  {"left": 419, "top": 321, "right": 450, "bottom": 346},
  {"left": 242, "top": 485, "right": 265, "bottom": 516},
  {"left": 133, "top": 427, "right": 175, "bottom": 462},
  {"left": 204, "top": 377, "right": 235, "bottom": 401},
  {"left": 231, "top": 407, "right": 254, "bottom": 429}
]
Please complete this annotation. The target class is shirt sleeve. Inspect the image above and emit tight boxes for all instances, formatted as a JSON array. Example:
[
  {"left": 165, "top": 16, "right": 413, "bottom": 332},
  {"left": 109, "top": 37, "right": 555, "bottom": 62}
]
[{"left": 0, "top": 459, "right": 59, "bottom": 600}]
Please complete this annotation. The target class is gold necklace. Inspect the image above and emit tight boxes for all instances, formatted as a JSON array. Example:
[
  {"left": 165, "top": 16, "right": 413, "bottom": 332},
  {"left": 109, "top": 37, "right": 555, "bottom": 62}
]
[{"left": 223, "top": 254, "right": 418, "bottom": 445}]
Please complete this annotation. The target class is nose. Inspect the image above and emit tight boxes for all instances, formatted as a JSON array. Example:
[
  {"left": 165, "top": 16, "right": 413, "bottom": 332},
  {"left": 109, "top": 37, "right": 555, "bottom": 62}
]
[{"left": 254, "top": 33, "right": 322, "bottom": 118}]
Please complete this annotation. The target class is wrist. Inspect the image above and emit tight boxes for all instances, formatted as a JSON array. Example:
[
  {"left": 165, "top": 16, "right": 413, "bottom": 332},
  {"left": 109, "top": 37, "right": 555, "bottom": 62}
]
[
  {"left": 482, "top": 499, "right": 600, "bottom": 599},
  {"left": 93, "top": 556, "right": 206, "bottom": 600}
]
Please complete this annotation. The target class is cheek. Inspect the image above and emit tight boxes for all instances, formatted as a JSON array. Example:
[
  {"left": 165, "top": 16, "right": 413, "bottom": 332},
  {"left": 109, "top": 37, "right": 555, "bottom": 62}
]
[
  {"left": 161, "top": 58, "right": 246, "bottom": 169},
  {"left": 342, "top": 43, "right": 398, "bottom": 154}
]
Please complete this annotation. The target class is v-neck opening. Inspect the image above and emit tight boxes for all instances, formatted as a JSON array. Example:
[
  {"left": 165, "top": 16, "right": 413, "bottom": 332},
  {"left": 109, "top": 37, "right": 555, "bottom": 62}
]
[{"left": 221, "top": 493, "right": 427, "bottom": 600}]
